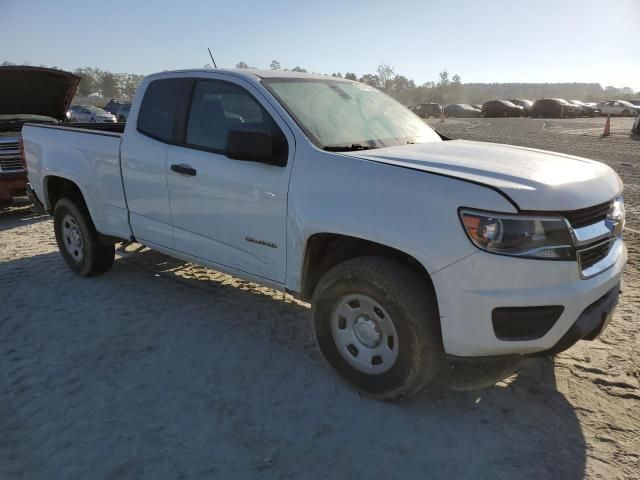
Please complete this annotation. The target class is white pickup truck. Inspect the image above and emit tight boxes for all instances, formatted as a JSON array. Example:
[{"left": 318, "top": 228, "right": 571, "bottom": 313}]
[{"left": 23, "top": 69, "right": 626, "bottom": 399}]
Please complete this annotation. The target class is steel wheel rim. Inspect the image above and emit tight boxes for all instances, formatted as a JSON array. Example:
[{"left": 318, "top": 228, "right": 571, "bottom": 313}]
[
  {"left": 62, "top": 214, "right": 84, "bottom": 262},
  {"left": 331, "top": 294, "right": 399, "bottom": 374}
]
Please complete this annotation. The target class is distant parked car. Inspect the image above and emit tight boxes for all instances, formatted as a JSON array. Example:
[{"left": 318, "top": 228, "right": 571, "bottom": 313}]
[
  {"left": 69, "top": 105, "right": 117, "bottom": 123},
  {"left": 632, "top": 115, "right": 640, "bottom": 134},
  {"left": 444, "top": 104, "right": 481, "bottom": 118},
  {"left": 597, "top": 100, "right": 640, "bottom": 117},
  {"left": 471, "top": 104, "right": 483, "bottom": 111},
  {"left": 529, "top": 99, "right": 579, "bottom": 118},
  {"left": 103, "top": 99, "right": 128, "bottom": 116},
  {"left": 116, "top": 104, "right": 131, "bottom": 122},
  {"left": 568, "top": 100, "right": 600, "bottom": 117},
  {"left": 509, "top": 99, "right": 533, "bottom": 116},
  {"left": 480, "top": 100, "right": 524, "bottom": 117},
  {"left": 408, "top": 103, "right": 443, "bottom": 118}
]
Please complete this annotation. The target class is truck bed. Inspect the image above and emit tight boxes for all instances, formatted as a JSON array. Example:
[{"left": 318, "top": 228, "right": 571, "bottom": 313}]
[{"left": 22, "top": 122, "right": 132, "bottom": 241}]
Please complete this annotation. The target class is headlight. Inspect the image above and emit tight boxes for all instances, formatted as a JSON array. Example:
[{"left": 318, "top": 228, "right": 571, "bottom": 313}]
[
  {"left": 459, "top": 209, "right": 574, "bottom": 260},
  {"left": 607, "top": 196, "right": 625, "bottom": 236}
]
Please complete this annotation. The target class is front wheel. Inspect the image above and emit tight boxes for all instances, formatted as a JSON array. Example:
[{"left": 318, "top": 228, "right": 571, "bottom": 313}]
[
  {"left": 312, "top": 257, "right": 444, "bottom": 400},
  {"left": 53, "top": 198, "right": 115, "bottom": 276},
  {"left": 622, "top": 109, "right": 630, "bottom": 117}
]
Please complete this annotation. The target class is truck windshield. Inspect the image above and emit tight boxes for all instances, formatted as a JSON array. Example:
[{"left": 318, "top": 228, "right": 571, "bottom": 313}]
[{"left": 263, "top": 78, "right": 441, "bottom": 150}]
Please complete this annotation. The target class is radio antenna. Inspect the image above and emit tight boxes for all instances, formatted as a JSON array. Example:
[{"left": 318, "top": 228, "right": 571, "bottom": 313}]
[{"left": 207, "top": 48, "right": 217, "bottom": 68}]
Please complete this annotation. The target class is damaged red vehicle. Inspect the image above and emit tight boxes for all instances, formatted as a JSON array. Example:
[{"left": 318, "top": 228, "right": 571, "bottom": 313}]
[{"left": 0, "top": 66, "right": 79, "bottom": 204}]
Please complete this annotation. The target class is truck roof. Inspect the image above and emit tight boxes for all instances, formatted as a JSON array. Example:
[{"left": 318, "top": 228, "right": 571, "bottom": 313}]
[{"left": 145, "top": 68, "right": 353, "bottom": 83}]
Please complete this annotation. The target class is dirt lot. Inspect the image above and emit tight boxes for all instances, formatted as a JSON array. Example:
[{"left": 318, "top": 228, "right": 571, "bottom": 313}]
[{"left": 1, "top": 118, "right": 638, "bottom": 479}]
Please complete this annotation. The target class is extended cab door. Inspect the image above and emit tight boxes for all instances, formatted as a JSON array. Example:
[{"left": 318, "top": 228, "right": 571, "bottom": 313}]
[
  {"left": 165, "top": 75, "right": 294, "bottom": 283},
  {"left": 121, "top": 78, "right": 192, "bottom": 248}
]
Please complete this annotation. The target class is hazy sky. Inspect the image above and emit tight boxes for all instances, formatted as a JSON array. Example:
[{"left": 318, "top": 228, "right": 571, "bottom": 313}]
[{"left": 1, "top": 0, "right": 639, "bottom": 90}]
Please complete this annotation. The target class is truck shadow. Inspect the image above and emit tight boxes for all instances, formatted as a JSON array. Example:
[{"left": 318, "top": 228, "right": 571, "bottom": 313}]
[
  {"left": 0, "top": 249, "right": 586, "bottom": 479},
  {"left": 0, "top": 202, "right": 49, "bottom": 232}
]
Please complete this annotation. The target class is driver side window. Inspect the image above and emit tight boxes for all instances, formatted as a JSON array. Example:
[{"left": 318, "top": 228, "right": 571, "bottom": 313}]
[{"left": 185, "top": 80, "right": 271, "bottom": 152}]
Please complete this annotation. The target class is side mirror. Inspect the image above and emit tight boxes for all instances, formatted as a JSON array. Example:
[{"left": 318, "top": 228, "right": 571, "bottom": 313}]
[{"left": 226, "top": 127, "right": 284, "bottom": 166}]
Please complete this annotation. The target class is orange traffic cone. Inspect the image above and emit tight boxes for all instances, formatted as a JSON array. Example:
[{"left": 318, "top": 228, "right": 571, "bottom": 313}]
[{"left": 603, "top": 114, "right": 611, "bottom": 136}]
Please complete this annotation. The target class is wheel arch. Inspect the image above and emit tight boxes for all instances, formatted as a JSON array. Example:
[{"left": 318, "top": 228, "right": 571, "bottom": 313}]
[
  {"left": 44, "top": 175, "right": 87, "bottom": 213},
  {"left": 45, "top": 175, "right": 120, "bottom": 245},
  {"left": 298, "top": 232, "right": 437, "bottom": 304}
]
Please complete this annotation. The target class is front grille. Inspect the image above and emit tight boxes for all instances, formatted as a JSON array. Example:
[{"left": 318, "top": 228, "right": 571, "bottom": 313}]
[
  {"left": 0, "top": 139, "right": 24, "bottom": 172},
  {"left": 562, "top": 201, "right": 612, "bottom": 228},
  {"left": 578, "top": 239, "right": 613, "bottom": 270}
]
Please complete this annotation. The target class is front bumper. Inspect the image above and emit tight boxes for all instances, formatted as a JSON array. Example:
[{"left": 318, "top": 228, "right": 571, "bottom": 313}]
[
  {"left": 431, "top": 239, "right": 626, "bottom": 357},
  {"left": 530, "top": 282, "right": 620, "bottom": 356}
]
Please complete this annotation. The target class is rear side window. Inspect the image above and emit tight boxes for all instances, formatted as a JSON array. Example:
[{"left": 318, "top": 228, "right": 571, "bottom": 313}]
[{"left": 137, "top": 78, "right": 189, "bottom": 142}]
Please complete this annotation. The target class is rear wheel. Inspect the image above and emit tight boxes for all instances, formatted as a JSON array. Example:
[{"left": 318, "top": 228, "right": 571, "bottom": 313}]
[
  {"left": 622, "top": 109, "right": 630, "bottom": 117},
  {"left": 53, "top": 198, "right": 115, "bottom": 276},
  {"left": 312, "top": 257, "right": 444, "bottom": 400}
]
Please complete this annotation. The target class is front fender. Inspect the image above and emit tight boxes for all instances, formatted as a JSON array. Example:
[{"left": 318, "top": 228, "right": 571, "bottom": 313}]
[{"left": 285, "top": 144, "right": 517, "bottom": 292}]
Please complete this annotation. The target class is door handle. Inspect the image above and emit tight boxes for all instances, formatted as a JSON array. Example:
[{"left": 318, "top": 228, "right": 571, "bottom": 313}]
[{"left": 171, "top": 164, "right": 197, "bottom": 176}]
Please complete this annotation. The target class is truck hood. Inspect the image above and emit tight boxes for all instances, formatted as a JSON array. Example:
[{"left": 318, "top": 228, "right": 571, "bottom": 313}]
[
  {"left": 0, "top": 66, "right": 80, "bottom": 121},
  {"left": 344, "top": 140, "right": 622, "bottom": 211}
]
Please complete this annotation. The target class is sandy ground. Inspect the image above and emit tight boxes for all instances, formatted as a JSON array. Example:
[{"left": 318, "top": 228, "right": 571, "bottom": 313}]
[{"left": 1, "top": 118, "right": 639, "bottom": 479}]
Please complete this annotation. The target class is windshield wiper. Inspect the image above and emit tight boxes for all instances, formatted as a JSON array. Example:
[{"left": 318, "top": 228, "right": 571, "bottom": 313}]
[{"left": 323, "top": 144, "right": 378, "bottom": 152}]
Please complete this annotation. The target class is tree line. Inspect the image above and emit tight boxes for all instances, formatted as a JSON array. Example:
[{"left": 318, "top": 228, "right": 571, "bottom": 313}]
[
  {"left": 236, "top": 60, "right": 638, "bottom": 105},
  {"left": 4, "top": 59, "right": 638, "bottom": 105}
]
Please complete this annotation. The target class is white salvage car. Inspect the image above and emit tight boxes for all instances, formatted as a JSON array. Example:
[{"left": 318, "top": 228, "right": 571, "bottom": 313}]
[
  {"left": 597, "top": 100, "right": 640, "bottom": 117},
  {"left": 22, "top": 69, "right": 626, "bottom": 399},
  {"left": 68, "top": 105, "right": 117, "bottom": 123}
]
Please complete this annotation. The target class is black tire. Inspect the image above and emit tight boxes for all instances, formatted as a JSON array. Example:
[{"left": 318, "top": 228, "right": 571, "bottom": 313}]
[
  {"left": 53, "top": 198, "right": 115, "bottom": 276},
  {"left": 312, "top": 257, "right": 444, "bottom": 400},
  {"left": 621, "top": 109, "right": 630, "bottom": 117}
]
